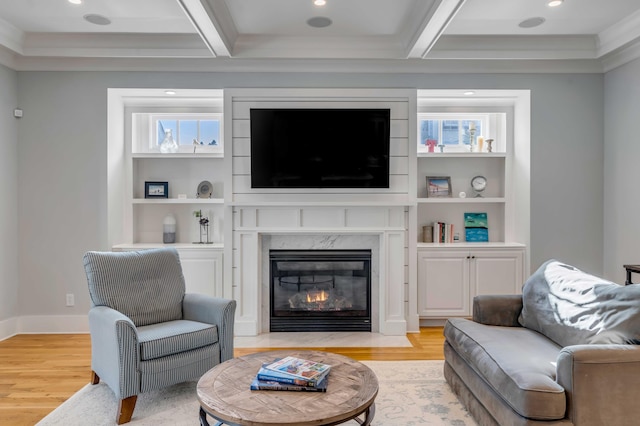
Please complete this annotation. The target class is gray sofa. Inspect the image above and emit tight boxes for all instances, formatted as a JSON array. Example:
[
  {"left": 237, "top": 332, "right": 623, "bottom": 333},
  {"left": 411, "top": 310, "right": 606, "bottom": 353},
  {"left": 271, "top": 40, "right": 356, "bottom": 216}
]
[{"left": 444, "top": 259, "right": 640, "bottom": 426}]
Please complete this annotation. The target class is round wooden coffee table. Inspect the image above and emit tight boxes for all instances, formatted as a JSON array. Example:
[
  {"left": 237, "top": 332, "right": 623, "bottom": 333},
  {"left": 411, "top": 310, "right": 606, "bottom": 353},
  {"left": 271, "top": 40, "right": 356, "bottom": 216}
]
[{"left": 197, "top": 350, "right": 379, "bottom": 426}]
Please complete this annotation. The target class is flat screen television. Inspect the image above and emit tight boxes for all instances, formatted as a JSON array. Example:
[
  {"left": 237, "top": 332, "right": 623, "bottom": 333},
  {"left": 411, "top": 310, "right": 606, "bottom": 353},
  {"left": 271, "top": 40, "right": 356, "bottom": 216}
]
[{"left": 250, "top": 108, "right": 391, "bottom": 188}]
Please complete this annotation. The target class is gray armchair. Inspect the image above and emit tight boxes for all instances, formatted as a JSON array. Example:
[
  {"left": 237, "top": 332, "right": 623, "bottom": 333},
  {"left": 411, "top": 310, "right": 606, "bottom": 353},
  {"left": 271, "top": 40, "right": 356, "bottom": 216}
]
[{"left": 82, "top": 248, "right": 236, "bottom": 424}]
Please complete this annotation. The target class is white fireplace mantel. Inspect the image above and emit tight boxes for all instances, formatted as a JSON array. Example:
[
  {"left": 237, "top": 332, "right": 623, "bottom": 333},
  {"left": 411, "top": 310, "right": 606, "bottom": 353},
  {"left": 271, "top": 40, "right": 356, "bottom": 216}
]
[{"left": 232, "top": 205, "right": 408, "bottom": 336}]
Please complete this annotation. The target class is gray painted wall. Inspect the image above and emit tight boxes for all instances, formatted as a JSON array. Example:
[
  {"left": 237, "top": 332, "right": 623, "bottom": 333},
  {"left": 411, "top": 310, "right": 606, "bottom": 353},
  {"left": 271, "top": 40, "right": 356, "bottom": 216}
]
[
  {"left": 0, "top": 63, "right": 18, "bottom": 322},
  {"left": 15, "top": 71, "right": 604, "bottom": 317},
  {"left": 604, "top": 57, "right": 640, "bottom": 283}
]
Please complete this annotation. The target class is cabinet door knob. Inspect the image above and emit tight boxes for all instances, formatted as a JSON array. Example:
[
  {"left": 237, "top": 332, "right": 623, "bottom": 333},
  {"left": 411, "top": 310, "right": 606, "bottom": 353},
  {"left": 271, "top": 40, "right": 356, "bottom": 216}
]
[{"left": 471, "top": 255, "right": 476, "bottom": 259}]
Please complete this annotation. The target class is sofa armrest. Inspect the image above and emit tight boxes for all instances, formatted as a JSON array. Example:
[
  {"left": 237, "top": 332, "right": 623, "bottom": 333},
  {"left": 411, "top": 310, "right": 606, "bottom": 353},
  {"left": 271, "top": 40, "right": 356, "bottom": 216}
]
[
  {"left": 183, "top": 294, "right": 236, "bottom": 362},
  {"left": 557, "top": 345, "right": 640, "bottom": 426},
  {"left": 88, "top": 306, "right": 139, "bottom": 399},
  {"left": 472, "top": 294, "right": 523, "bottom": 326}
]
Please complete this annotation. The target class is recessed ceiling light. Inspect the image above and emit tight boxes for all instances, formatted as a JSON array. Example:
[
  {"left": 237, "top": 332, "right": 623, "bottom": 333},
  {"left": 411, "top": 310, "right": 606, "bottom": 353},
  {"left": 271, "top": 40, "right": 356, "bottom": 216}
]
[
  {"left": 83, "top": 14, "right": 111, "bottom": 26},
  {"left": 68, "top": 0, "right": 83, "bottom": 4},
  {"left": 548, "top": 0, "right": 564, "bottom": 6},
  {"left": 314, "top": 0, "right": 327, "bottom": 6},
  {"left": 518, "top": 17, "right": 545, "bottom": 28},
  {"left": 464, "top": 91, "right": 475, "bottom": 96},
  {"left": 307, "top": 16, "right": 332, "bottom": 28},
  {"left": 165, "top": 90, "right": 177, "bottom": 95}
]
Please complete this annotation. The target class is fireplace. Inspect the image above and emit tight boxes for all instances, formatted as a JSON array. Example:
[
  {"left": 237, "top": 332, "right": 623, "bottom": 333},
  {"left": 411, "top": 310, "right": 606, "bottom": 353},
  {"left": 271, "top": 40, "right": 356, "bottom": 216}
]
[{"left": 270, "top": 250, "right": 372, "bottom": 332}]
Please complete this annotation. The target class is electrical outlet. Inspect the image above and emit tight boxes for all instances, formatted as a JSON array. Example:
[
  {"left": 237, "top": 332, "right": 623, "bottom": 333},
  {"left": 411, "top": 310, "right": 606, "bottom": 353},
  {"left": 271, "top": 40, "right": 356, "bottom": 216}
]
[{"left": 66, "top": 293, "right": 75, "bottom": 307}]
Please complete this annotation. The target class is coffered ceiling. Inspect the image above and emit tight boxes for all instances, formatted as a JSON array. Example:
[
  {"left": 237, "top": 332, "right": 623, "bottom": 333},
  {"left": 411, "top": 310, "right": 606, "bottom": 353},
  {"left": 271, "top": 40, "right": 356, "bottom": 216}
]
[{"left": 0, "top": 0, "right": 639, "bottom": 72}]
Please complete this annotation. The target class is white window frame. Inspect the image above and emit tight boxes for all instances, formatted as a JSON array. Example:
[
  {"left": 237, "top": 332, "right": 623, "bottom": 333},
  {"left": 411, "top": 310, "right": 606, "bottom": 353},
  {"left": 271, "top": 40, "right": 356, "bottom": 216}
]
[
  {"left": 418, "top": 113, "right": 490, "bottom": 152},
  {"left": 150, "top": 113, "right": 223, "bottom": 153}
]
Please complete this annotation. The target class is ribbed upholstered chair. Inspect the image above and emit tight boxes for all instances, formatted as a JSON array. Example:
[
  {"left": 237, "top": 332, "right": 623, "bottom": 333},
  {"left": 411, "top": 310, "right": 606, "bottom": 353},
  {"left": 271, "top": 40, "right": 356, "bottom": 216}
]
[{"left": 82, "top": 248, "right": 236, "bottom": 424}]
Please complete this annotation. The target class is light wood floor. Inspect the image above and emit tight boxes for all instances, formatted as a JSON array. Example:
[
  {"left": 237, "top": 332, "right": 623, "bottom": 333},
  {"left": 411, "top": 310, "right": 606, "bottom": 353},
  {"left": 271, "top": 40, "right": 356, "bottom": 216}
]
[{"left": 0, "top": 328, "right": 445, "bottom": 426}]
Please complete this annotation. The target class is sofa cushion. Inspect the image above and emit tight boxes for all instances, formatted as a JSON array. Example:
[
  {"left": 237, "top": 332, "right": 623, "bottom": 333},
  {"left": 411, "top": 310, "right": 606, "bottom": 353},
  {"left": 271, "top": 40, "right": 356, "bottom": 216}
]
[
  {"left": 444, "top": 318, "right": 566, "bottom": 420},
  {"left": 137, "top": 320, "right": 218, "bottom": 361},
  {"left": 519, "top": 259, "right": 640, "bottom": 347}
]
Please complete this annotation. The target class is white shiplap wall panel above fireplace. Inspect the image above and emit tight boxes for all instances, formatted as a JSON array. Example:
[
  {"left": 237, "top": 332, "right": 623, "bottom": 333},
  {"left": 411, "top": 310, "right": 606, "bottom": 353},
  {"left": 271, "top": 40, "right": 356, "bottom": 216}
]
[{"left": 225, "top": 88, "right": 416, "bottom": 336}]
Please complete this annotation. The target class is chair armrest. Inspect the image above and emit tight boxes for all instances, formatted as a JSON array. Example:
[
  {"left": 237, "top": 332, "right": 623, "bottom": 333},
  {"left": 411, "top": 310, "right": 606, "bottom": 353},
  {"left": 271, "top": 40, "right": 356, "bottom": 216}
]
[
  {"left": 88, "top": 306, "right": 139, "bottom": 398},
  {"left": 472, "top": 294, "right": 523, "bottom": 326},
  {"left": 557, "top": 344, "right": 640, "bottom": 426},
  {"left": 183, "top": 294, "right": 236, "bottom": 362}
]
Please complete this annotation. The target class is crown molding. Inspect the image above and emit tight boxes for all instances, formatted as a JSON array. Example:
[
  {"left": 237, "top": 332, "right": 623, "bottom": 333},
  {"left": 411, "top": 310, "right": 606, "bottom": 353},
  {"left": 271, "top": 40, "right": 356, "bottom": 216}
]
[
  {"left": 430, "top": 35, "right": 598, "bottom": 60},
  {"left": 597, "top": 9, "right": 640, "bottom": 57},
  {"left": 1, "top": 55, "right": 604, "bottom": 74},
  {"left": 601, "top": 40, "right": 640, "bottom": 73},
  {"left": 22, "top": 33, "right": 211, "bottom": 58},
  {"left": 0, "top": 17, "right": 24, "bottom": 55}
]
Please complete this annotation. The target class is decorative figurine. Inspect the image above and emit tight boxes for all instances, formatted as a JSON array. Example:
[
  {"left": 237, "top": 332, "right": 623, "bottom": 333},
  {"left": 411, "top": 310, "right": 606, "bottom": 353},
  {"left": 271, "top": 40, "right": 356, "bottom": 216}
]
[
  {"left": 486, "top": 138, "right": 494, "bottom": 153},
  {"left": 426, "top": 139, "right": 437, "bottom": 153}
]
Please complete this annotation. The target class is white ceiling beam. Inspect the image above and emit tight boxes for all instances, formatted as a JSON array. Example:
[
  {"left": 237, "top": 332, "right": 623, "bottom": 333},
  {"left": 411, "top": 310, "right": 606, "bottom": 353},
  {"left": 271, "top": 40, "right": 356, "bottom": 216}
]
[
  {"left": 176, "top": 0, "right": 232, "bottom": 57},
  {"left": 407, "top": 0, "right": 467, "bottom": 59}
]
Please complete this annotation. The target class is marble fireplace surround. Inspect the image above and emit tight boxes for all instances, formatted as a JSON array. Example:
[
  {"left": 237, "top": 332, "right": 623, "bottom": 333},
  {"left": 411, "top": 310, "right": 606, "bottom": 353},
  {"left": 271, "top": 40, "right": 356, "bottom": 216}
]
[
  {"left": 232, "top": 206, "right": 408, "bottom": 336},
  {"left": 261, "top": 234, "right": 379, "bottom": 333}
]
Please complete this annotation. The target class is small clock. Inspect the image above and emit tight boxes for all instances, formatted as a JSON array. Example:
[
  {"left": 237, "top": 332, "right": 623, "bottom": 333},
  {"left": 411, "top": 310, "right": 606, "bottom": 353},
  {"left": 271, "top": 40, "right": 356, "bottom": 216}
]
[
  {"left": 197, "top": 180, "right": 213, "bottom": 198},
  {"left": 471, "top": 175, "right": 487, "bottom": 197}
]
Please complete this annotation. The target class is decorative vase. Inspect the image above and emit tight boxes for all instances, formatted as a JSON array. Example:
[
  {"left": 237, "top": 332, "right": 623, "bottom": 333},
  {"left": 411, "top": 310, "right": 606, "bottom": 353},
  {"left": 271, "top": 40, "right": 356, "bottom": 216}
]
[
  {"left": 159, "top": 129, "right": 179, "bottom": 154},
  {"left": 163, "top": 214, "right": 176, "bottom": 243}
]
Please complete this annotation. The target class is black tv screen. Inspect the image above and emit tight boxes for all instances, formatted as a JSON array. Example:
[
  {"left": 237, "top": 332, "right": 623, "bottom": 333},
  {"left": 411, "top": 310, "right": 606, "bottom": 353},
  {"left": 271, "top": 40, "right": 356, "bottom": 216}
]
[{"left": 250, "top": 108, "right": 390, "bottom": 188}]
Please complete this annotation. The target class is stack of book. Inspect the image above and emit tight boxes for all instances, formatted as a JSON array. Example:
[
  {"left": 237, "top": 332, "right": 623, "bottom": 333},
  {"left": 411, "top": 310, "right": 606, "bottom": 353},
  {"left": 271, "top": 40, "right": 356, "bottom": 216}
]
[
  {"left": 250, "top": 356, "right": 331, "bottom": 392},
  {"left": 433, "top": 221, "right": 454, "bottom": 243}
]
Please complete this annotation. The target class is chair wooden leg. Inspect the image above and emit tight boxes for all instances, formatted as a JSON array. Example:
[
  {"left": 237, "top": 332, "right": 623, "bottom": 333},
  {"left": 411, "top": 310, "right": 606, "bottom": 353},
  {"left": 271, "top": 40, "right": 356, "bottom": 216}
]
[
  {"left": 90, "top": 371, "right": 100, "bottom": 385},
  {"left": 116, "top": 395, "right": 137, "bottom": 425}
]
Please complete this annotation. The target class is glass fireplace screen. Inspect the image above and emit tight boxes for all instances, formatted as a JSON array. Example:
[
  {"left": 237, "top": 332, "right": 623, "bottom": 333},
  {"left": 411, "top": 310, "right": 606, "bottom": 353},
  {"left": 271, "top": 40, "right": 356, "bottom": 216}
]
[{"left": 269, "top": 249, "right": 372, "bottom": 332}]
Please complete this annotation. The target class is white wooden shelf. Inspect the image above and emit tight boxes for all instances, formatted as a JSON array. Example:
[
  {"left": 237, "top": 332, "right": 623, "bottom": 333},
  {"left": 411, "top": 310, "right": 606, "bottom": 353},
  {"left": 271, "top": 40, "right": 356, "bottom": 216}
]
[
  {"left": 416, "top": 197, "right": 505, "bottom": 204},
  {"left": 133, "top": 198, "right": 225, "bottom": 204},
  {"left": 132, "top": 152, "right": 223, "bottom": 159},
  {"left": 417, "top": 242, "right": 526, "bottom": 249},
  {"left": 113, "top": 243, "right": 224, "bottom": 250},
  {"left": 417, "top": 152, "right": 506, "bottom": 158}
]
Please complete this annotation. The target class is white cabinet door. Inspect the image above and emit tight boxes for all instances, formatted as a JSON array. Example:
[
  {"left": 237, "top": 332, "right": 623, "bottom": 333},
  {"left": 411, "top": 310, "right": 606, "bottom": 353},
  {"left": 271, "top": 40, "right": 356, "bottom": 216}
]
[
  {"left": 178, "top": 249, "right": 223, "bottom": 298},
  {"left": 417, "top": 250, "right": 470, "bottom": 317},
  {"left": 112, "top": 245, "right": 223, "bottom": 298},
  {"left": 470, "top": 249, "right": 524, "bottom": 298}
]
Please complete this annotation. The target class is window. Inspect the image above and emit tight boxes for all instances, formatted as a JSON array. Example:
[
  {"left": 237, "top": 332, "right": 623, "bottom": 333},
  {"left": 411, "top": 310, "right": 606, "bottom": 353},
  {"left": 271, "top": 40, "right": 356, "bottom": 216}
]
[
  {"left": 153, "top": 114, "right": 222, "bottom": 152},
  {"left": 418, "top": 114, "right": 488, "bottom": 151}
]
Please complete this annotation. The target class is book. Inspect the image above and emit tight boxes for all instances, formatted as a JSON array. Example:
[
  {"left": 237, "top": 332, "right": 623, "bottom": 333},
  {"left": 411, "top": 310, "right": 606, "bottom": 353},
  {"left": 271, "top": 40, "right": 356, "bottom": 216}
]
[
  {"left": 261, "top": 356, "right": 331, "bottom": 386},
  {"left": 464, "top": 213, "right": 488, "bottom": 242},
  {"left": 250, "top": 375, "right": 328, "bottom": 392}
]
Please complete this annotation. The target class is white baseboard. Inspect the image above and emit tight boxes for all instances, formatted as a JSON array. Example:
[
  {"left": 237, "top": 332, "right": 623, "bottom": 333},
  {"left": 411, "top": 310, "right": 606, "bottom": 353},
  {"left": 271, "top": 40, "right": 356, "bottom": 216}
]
[
  {"left": 0, "top": 317, "right": 18, "bottom": 341},
  {"left": 0, "top": 315, "right": 90, "bottom": 339}
]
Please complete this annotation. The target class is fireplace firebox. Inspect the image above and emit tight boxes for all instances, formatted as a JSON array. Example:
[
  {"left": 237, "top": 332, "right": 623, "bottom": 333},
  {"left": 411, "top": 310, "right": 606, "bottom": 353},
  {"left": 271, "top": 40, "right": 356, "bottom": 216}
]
[{"left": 270, "top": 250, "right": 372, "bottom": 332}]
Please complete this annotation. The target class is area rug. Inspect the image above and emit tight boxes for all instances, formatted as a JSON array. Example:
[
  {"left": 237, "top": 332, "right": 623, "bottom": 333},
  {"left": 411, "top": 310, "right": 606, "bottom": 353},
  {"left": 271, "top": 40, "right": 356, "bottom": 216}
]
[{"left": 37, "top": 360, "right": 477, "bottom": 426}]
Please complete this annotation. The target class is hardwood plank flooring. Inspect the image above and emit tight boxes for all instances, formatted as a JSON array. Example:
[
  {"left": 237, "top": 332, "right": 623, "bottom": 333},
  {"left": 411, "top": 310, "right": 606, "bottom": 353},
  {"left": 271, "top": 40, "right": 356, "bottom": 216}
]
[{"left": 0, "top": 327, "right": 444, "bottom": 426}]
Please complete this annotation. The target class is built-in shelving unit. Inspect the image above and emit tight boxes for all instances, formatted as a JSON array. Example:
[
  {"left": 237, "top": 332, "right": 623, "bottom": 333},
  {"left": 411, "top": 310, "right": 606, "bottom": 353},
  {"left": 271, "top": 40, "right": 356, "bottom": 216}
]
[
  {"left": 107, "top": 88, "right": 226, "bottom": 297},
  {"left": 410, "top": 89, "right": 531, "bottom": 323}
]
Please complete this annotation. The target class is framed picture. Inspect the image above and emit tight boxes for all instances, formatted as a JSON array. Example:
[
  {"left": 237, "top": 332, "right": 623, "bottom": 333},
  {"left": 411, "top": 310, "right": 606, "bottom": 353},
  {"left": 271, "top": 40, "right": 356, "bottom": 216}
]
[
  {"left": 426, "top": 176, "right": 452, "bottom": 198},
  {"left": 145, "top": 181, "right": 169, "bottom": 198}
]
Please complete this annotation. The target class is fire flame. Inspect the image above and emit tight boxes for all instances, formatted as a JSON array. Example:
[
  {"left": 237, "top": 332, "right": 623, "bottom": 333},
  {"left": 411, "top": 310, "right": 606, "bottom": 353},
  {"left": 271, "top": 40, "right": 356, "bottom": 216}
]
[{"left": 306, "top": 290, "right": 328, "bottom": 303}]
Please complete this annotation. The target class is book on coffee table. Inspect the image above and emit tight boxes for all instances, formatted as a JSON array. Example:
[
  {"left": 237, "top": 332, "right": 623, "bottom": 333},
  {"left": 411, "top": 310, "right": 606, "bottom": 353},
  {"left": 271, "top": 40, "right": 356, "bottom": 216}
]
[
  {"left": 250, "top": 375, "right": 328, "bottom": 392},
  {"left": 262, "top": 356, "right": 331, "bottom": 385}
]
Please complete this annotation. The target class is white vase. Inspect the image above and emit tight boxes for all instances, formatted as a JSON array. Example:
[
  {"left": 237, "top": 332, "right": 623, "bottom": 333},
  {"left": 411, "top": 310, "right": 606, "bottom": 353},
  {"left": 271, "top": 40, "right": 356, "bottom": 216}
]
[{"left": 159, "top": 129, "right": 178, "bottom": 154}]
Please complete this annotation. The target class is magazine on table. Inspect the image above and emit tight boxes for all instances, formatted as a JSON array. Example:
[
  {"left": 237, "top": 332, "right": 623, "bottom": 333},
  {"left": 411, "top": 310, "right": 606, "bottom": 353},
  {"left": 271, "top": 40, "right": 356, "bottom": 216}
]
[
  {"left": 256, "top": 365, "right": 330, "bottom": 387},
  {"left": 250, "top": 375, "right": 328, "bottom": 392},
  {"left": 263, "top": 356, "right": 331, "bottom": 383}
]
